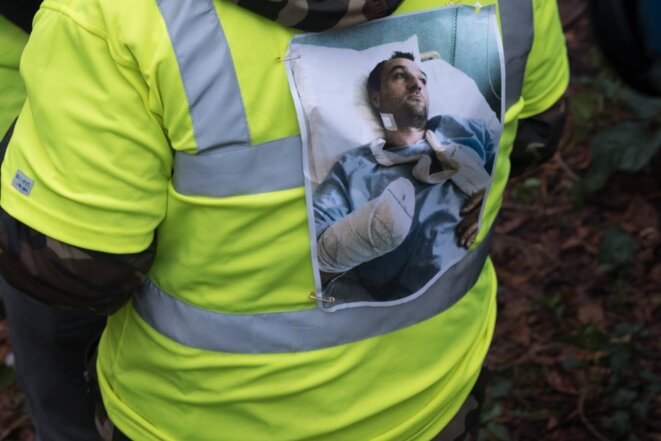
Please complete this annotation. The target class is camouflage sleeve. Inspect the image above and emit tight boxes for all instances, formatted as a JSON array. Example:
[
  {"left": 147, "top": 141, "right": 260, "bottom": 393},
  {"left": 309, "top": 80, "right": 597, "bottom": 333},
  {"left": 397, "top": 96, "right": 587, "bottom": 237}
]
[
  {"left": 0, "top": 207, "right": 155, "bottom": 315},
  {"left": 234, "top": 0, "right": 403, "bottom": 32}
]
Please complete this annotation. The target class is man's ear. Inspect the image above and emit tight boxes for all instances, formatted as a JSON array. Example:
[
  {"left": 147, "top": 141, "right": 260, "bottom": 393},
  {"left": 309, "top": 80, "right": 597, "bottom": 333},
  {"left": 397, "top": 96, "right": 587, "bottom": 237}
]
[{"left": 369, "top": 91, "right": 380, "bottom": 109}]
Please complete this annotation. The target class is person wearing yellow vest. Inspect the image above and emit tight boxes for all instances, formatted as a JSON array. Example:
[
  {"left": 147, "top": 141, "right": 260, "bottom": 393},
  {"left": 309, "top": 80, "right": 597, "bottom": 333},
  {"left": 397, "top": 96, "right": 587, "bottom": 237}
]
[
  {"left": 0, "top": 0, "right": 568, "bottom": 439},
  {"left": 0, "top": 15, "right": 27, "bottom": 135},
  {"left": 1, "top": 3, "right": 111, "bottom": 440}
]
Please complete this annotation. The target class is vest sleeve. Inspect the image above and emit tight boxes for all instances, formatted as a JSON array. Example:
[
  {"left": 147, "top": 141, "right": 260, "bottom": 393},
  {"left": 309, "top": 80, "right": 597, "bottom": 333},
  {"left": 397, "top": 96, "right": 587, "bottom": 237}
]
[
  {"left": 519, "top": 0, "right": 569, "bottom": 119},
  {"left": 0, "top": 16, "right": 28, "bottom": 135},
  {"left": 0, "top": 4, "right": 172, "bottom": 254}
]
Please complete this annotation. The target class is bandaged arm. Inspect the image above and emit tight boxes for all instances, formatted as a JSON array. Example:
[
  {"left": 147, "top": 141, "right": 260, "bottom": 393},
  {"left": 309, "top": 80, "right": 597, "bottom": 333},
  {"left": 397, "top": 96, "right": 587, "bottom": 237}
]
[{"left": 315, "top": 177, "right": 415, "bottom": 274}]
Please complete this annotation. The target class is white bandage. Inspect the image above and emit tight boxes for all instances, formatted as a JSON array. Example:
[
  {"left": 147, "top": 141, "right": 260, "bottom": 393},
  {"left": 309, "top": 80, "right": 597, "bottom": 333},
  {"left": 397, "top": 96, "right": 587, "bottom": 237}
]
[
  {"left": 317, "top": 177, "right": 415, "bottom": 273},
  {"left": 425, "top": 131, "right": 490, "bottom": 195}
]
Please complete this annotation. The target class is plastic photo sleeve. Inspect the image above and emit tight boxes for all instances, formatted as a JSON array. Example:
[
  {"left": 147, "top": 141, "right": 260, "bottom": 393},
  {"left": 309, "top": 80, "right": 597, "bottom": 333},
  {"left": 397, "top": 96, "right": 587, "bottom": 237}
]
[{"left": 286, "top": 5, "right": 505, "bottom": 311}]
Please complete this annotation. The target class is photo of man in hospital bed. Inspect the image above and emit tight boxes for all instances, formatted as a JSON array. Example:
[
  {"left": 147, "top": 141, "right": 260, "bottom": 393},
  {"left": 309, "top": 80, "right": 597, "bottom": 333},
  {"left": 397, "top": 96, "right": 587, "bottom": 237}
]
[{"left": 312, "top": 52, "right": 496, "bottom": 302}]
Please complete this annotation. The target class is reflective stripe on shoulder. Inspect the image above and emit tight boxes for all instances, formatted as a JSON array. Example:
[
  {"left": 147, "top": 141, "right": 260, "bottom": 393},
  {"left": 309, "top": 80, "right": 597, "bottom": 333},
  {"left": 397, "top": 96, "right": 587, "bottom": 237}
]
[
  {"left": 133, "top": 231, "right": 492, "bottom": 354},
  {"left": 500, "top": 0, "right": 534, "bottom": 109},
  {"left": 173, "top": 135, "right": 304, "bottom": 197},
  {"left": 157, "top": 0, "right": 250, "bottom": 152},
  {"left": 158, "top": 0, "right": 305, "bottom": 196}
]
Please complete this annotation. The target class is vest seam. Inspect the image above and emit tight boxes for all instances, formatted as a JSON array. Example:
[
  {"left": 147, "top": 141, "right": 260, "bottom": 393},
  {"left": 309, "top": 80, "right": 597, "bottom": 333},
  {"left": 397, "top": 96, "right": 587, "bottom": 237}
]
[{"left": 39, "top": 3, "right": 139, "bottom": 71}]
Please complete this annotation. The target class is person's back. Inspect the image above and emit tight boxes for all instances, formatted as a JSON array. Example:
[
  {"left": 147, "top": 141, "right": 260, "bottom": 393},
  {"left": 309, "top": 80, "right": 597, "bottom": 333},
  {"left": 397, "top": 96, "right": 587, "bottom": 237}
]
[{"left": 0, "top": 0, "right": 569, "bottom": 439}]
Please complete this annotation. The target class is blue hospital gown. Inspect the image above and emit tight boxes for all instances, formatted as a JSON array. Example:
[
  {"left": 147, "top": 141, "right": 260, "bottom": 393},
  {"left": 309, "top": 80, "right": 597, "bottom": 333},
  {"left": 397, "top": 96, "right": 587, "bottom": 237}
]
[{"left": 313, "top": 114, "right": 496, "bottom": 302}]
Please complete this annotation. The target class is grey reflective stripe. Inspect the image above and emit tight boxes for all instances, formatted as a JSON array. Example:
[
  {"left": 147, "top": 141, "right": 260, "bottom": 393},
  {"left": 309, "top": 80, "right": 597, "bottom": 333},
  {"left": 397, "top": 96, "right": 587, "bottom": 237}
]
[
  {"left": 173, "top": 136, "right": 304, "bottom": 197},
  {"left": 157, "top": 0, "right": 250, "bottom": 152},
  {"left": 133, "top": 231, "right": 492, "bottom": 354},
  {"left": 158, "top": 0, "right": 304, "bottom": 195},
  {"left": 500, "top": 0, "right": 534, "bottom": 109}
]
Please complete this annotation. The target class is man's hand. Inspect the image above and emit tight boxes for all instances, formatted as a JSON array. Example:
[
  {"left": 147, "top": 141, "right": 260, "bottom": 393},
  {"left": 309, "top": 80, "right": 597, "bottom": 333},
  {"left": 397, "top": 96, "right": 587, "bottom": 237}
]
[{"left": 456, "top": 188, "right": 485, "bottom": 248}]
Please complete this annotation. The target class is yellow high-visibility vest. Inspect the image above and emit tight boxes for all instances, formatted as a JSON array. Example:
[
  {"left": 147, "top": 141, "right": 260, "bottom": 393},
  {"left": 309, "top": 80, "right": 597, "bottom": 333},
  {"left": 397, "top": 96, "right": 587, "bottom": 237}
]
[
  {"left": 0, "top": 15, "right": 28, "bottom": 136},
  {"left": 1, "top": 0, "right": 568, "bottom": 439}
]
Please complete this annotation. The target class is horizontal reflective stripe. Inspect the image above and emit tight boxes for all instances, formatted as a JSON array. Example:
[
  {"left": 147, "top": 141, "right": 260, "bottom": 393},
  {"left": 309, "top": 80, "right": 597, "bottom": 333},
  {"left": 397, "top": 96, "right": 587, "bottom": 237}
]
[
  {"left": 158, "top": 0, "right": 250, "bottom": 152},
  {"left": 133, "top": 231, "right": 491, "bottom": 354},
  {"left": 173, "top": 135, "right": 304, "bottom": 197},
  {"left": 500, "top": 0, "right": 534, "bottom": 109}
]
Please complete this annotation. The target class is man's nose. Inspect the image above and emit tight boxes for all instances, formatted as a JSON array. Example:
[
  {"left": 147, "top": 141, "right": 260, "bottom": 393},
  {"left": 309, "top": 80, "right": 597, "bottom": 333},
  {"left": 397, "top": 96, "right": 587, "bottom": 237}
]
[{"left": 408, "top": 77, "right": 424, "bottom": 90}]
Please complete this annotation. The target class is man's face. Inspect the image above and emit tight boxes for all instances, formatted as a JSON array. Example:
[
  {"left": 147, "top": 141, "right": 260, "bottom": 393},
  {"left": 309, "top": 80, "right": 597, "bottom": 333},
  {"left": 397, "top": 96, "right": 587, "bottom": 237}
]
[{"left": 371, "top": 58, "right": 429, "bottom": 122}]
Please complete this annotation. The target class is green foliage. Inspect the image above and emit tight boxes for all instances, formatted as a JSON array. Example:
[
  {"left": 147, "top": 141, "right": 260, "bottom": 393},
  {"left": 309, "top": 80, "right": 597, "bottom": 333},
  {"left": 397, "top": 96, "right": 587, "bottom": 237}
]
[
  {"left": 510, "top": 178, "right": 541, "bottom": 205},
  {"left": 571, "top": 75, "right": 661, "bottom": 205},
  {"left": 597, "top": 226, "right": 637, "bottom": 272},
  {"left": 563, "top": 324, "right": 607, "bottom": 350},
  {"left": 561, "top": 357, "right": 584, "bottom": 370},
  {"left": 593, "top": 123, "right": 661, "bottom": 172},
  {"left": 620, "top": 88, "right": 661, "bottom": 120},
  {"left": 484, "top": 423, "right": 512, "bottom": 441},
  {"left": 480, "top": 379, "right": 515, "bottom": 441},
  {"left": 601, "top": 409, "right": 631, "bottom": 436},
  {"left": 479, "top": 403, "right": 513, "bottom": 441},
  {"left": 570, "top": 89, "right": 602, "bottom": 125},
  {"left": 631, "top": 400, "right": 649, "bottom": 420},
  {"left": 0, "top": 364, "right": 16, "bottom": 388},
  {"left": 595, "top": 323, "right": 659, "bottom": 438},
  {"left": 539, "top": 292, "right": 566, "bottom": 321},
  {"left": 573, "top": 122, "right": 661, "bottom": 200},
  {"left": 488, "top": 376, "right": 512, "bottom": 398},
  {"left": 561, "top": 320, "right": 659, "bottom": 438},
  {"left": 480, "top": 401, "right": 503, "bottom": 423}
]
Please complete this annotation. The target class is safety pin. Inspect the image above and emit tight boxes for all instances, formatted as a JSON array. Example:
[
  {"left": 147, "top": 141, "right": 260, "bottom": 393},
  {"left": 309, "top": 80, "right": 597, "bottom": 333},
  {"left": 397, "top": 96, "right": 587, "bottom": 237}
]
[
  {"left": 276, "top": 53, "right": 301, "bottom": 62},
  {"left": 309, "top": 292, "right": 336, "bottom": 303}
]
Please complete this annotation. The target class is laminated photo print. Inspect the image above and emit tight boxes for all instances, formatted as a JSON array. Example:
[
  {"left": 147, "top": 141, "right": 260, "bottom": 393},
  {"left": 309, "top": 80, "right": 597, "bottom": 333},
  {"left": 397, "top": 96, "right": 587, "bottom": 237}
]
[{"left": 286, "top": 5, "right": 505, "bottom": 311}]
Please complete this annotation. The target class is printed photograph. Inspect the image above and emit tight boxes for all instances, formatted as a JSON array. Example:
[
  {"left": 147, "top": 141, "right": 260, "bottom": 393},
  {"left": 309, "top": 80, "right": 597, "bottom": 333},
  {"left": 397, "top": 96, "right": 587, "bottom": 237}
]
[{"left": 287, "top": 5, "right": 504, "bottom": 308}]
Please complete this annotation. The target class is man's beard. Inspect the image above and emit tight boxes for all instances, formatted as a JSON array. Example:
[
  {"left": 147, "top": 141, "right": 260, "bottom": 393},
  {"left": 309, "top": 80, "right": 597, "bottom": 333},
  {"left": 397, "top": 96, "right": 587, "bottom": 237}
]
[{"left": 404, "top": 101, "right": 428, "bottom": 126}]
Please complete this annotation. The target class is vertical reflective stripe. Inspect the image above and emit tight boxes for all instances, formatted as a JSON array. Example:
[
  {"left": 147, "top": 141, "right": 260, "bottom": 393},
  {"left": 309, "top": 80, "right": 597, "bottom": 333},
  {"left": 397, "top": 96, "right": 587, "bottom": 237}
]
[
  {"left": 133, "top": 231, "right": 492, "bottom": 354},
  {"left": 500, "top": 0, "right": 534, "bottom": 109},
  {"left": 157, "top": 0, "right": 250, "bottom": 151}
]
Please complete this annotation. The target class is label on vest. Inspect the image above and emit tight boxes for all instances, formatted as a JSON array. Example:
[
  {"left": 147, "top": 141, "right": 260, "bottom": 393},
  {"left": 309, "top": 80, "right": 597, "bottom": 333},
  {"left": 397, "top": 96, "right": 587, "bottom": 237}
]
[
  {"left": 12, "top": 170, "right": 34, "bottom": 196},
  {"left": 285, "top": 5, "right": 505, "bottom": 311}
]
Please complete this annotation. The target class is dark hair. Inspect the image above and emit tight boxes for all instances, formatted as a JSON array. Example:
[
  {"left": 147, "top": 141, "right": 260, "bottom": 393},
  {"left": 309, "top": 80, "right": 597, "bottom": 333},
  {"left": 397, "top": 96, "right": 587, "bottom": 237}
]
[{"left": 366, "top": 51, "right": 416, "bottom": 95}]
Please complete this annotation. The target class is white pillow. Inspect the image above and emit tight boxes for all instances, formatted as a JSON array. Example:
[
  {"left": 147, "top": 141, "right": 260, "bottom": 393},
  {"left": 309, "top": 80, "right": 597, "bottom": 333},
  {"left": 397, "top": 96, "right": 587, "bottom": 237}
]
[
  {"left": 288, "top": 36, "right": 421, "bottom": 185},
  {"left": 425, "top": 58, "right": 500, "bottom": 135}
]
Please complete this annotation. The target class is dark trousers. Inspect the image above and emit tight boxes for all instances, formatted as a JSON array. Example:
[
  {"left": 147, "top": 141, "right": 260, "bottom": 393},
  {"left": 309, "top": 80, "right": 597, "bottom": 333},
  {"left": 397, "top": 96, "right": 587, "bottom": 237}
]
[{"left": 1, "top": 277, "right": 106, "bottom": 441}]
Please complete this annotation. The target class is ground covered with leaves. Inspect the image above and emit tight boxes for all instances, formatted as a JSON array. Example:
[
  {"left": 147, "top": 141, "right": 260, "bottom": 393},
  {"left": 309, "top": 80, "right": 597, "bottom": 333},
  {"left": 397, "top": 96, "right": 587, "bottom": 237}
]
[
  {"left": 0, "top": 1, "right": 659, "bottom": 440},
  {"left": 483, "top": 2, "right": 661, "bottom": 440}
]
